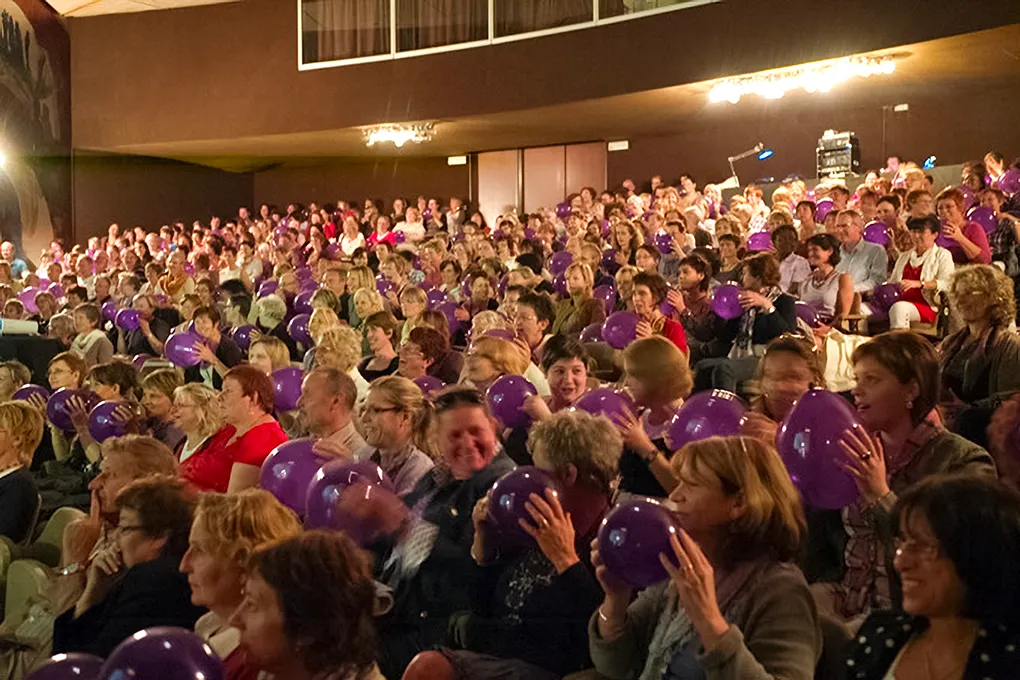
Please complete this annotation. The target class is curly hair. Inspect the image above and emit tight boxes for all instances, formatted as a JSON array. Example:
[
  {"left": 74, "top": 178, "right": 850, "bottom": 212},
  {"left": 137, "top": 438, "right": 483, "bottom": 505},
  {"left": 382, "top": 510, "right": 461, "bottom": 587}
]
[
  {"left": 951, "top": 264, "right": 1016, "bottom": 328},
  {"left": 250, "top": 531, "right": 378, "bottom": 677},
  {"left": 527, "top": 409, "right": 621, "bottom": 496},
  {"left": 315, "top": 326, "right": 362, "bottom": 373},
  {"left": 116, "top": 475, "right": 198, "bottom": 557},
  {"left": 193, "top": 489, "right": 301, "bottom": 569}
]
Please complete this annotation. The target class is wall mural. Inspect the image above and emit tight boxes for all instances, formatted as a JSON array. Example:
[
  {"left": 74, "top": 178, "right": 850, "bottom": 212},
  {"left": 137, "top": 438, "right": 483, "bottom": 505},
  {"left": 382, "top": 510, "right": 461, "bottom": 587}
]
[{"left": 0, "top": 0, "right": 70, "bottom": 264}]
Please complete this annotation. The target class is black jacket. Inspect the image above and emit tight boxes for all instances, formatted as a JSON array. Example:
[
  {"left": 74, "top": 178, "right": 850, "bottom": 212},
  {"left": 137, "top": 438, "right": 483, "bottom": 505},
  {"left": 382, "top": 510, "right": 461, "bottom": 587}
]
[
  {"left": 0, "top": 467, "right": 38, "bottom": 543},
  {"left": 184, "top": 335, "right": 244, "bottom": 389},
  {"left": 52, "top": 552, "right": 205, "bottom": 658}
]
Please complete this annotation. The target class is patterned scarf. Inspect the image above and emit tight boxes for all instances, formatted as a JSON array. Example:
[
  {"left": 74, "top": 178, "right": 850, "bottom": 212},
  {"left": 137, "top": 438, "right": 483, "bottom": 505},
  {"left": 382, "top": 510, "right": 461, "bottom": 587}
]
[{"left": 731, "top": 286, "right": 783, "bottom": 359}]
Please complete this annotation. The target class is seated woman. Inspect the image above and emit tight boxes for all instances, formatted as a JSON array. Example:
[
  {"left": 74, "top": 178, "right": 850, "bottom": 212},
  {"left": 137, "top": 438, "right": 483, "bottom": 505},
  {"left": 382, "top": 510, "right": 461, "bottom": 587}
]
[
  {"left": 888, "top": 214, "right": 955, "bottom": 330},
  {"left": 52, "top": 476, "right": 203, "bottom": 657},
  {"left": 358, "top": 376, "right": 435, "bottom": 497},
  {"left": 398, "top": 286, "right": 428, "bottom": 345},
  {"left": 935, "top": 186, "right": 991, "bottom": 265},
  {"left": 552, "top": 262, "right": 606, "bottom": 336},
  {"left": 69, "top": 302, "right": 114, "bottom": 368},
  {"left": 413, "top": 313, "right": 463, "bottom": 384},
  {"left": 614, "top": 336, "right": 692, "bottom": 499},
  {"left": 801, "top": 233, "right": 853, "bottom": 334},
  {"left": 669, "top": 255, "right": 722, "bottom": 363},
  {"left": 939, "top": 265, "right": 1020, "bottom": 450},
  {"left": 740, "top": 335, "right": 826, "bottom": 444},
  {"left": 358, "top": 311, "right": 400, "bottom": 382},
  {"left": 523, "top": 334, "right": 592, "bottom": 421},
  {"left": 590, "top": 436, "right": 821, "bottom": 679},
  {"left": 461, "top": 335, "right": 529, "bottom": 394},
  {"left": 713, "top": 233, "right": 743, "bottom": 284},
  {"left": 248, "top": 336, "right": 291, "bottom": 376},
  {"left": 252, "top": 294, "right": 300, "bottom": 362},
  {"left": 815, "top": 331, "right": 996, "bottom": 621},
  {"left": 140, "top": 368, "right": 185, "bottom": 451},
  {"left": 189, "top": 305, "right": 244, "bottom": 389},
  {"left": 613, "top": 265, "right": 638, "bottom": 312},
  {"left": 0, "top": 402, "right": 45, "bottom": 543},
  {"left": 631, "top": 271, "right": 689, "bottom": 354},
  {"left": 844, "top": 475, "right": 1020, "bottom": 678},
  {"left": 314, "top": 325, "right": 371, "bottom": 406},
  {"left": 301, "top": 306, "right": 342, "bottom": 371},
  {"left": 421, "top": 410, "right": 622, "bottom": 679},
  {"left": 173, "top": 382, "right": 224, "bottom": 464},
  {"left": 181, "top": 489, "right": 302, "bottom": 680},
  {"left": 396, "top": 326, "right": 447, "bottom": 384},
  {"left": 230, "top": 531, "right": 384, "bottom": 680},
  {"left": 69, "top": 361, "right": 142, "bottom": 465},
  {"left": 180, "top": 365, "right": 287, "bottom": 493},
  {"left": 634, "top": 243, "right": 662, "bottom": 275}
]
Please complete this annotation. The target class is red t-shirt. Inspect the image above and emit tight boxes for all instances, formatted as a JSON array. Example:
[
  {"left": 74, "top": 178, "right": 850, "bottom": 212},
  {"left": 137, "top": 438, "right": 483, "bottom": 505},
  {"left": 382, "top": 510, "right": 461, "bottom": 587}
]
[
  {"left": 179, "top": 421, "right": 287, "bottom": 493},
  {"left": 660, "top": 317, "right": 690, "bottom": 356}
]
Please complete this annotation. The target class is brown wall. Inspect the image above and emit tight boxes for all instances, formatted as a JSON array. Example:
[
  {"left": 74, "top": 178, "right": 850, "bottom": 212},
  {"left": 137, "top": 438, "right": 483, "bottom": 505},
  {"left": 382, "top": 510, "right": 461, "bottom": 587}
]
[
  {"left": 67, "top": 0, "right": 1020, "bottom": 150},
  {"left": 72, "top": 154, "right": 253, "bottom": 239}
]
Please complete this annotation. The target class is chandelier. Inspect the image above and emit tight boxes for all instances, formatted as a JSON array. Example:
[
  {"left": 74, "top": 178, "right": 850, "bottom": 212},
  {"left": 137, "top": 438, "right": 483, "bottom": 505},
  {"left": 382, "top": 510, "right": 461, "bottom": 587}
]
[
  {"left": 708, "top": 56, "right": 896, "bottom": 104},
  {"left": 363, "top": 123, "right": 436, "bottom": 148}
]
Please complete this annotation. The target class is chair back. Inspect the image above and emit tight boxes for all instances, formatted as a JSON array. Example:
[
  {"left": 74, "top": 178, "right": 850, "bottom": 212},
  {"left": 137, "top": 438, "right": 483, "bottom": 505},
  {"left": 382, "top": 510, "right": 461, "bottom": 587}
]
[
  {"left": 29, "top": 506, "right": 87, "bottom": 568},
  {"left": 1, "top": 559, "right": 53, "bottom": 630},
  {"left": 20, "top": 494, "right": 42, "bottom": 548}
]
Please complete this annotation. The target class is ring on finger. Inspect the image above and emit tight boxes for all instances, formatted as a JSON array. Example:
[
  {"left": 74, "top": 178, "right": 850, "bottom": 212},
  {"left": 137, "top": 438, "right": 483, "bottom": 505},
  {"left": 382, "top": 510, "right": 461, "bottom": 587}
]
[{"left": 859, "top": 453, "right": 872, "bottom": 461}]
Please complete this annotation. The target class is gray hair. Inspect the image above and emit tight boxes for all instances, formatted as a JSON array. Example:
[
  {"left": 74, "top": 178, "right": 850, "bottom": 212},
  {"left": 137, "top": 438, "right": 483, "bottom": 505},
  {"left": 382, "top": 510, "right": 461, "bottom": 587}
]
[
  {"left": 527, "top": 409, "right": 622, "bottom": 496},
  {"left": 255, "top": 294, "right": 288, "bottom": 327}
]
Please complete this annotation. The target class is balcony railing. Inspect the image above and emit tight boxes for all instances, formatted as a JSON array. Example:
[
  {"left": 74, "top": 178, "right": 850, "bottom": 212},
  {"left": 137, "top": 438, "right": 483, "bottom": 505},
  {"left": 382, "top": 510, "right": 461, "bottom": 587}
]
[{"left": 299, "top": 0, "right": 718, "bottom": 70}]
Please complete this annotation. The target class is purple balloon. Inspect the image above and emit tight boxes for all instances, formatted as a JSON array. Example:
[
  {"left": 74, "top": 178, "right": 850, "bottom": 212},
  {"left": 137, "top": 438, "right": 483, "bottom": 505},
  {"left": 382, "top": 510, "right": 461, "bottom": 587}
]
[
  {"left": 863, "top": 220, "right": 889, "bottom": 246},
  {"left": 416, "top": 279, "right": 436, "bottom": 294},
  {"left": 601, "top": 311, "right": 641, "bottom": 350},
  {"left": 88, "top": 400, "right": 129, "bottom": 443},
  {"left": 601, "top": 248, "right": 618, "bottom": 274},
  {"left": 164, "top": 331, "right": 202, "bottom": 368},
  {"left": 426, "top": 289, "right": 449, "bottom": 309},
  {"left": 795, "top": 301, "right": 820, "bottom": 328},
  {"left": 664, "top": 390, "right": 746, "bottom": 450},
  {"left": 46, "top": 388, "right": 89, "bottom": 432},
  {"left": 98, "top": 626, "right": 223, "bottom": 680},
  {"left": 497, "top": 275, "right": 509, "bottom": 298},
  {"left": 257, "top": 280, "right": 279, "bottom": 298},
  {"left": 593, "top": 284, "right": 617, "bottom": 316},
  {"left": 376, "top": 276, "right": 394, "bottom": 297},
  {"left": 115, "top": 308, "right": 140, "bottom": 331},
  {"left": 294, "top": 265, "right": 312, "bottom": 281},
  {"left": 487, "top": 466, "right": 562, "bottom": 545},
  {"left": 132, "top": 354, "right": 152, "bottom": 370},
  {"left": 555, "top": 202, "right": 571, "bottom": 219},
  {"left": 597, "top": 498, "right": 681, "bottom": 589},
  {"left": 271, "top": 367, "right": 304, "bottom": 411},
  {"left": 571, "top": 388, "right": 634, "bottom": 422},
  {"left": 999, "top": 168, "right": 1020, "bottom": 196},
  {"left": 299, "top": 278, "right": 318, "bottom": 294},
  {"left": 871, "top": 282, "right": 902, "bottom": 312},
  {"left": 232, "top": 324, "right": 255, "bottom": 351},
  {"left": 746, "top": 231, "right": 773, "bottom": 252},
  {"left": 393, "top": 230, "right": 407, "bottom": 244},
  {"left": 13, "top": 384, "right": 49, "bottom": 402},
  {"left": 413, "top": 375, "right": 446, "bottom": 397},
  {"left": 524, "top": 228, "right": 536, "bottom": 240},
  {"left": 18, "top": 288, "right": 40, "bottom": 314},
  {"left": 304, "top": 459, "right": 392, "bottom": 543},
  {"left": 710, "top": 284, "right": 742, "bottom": 320},
  {"left": 287, "top": 314, "right": 312, "bottom": 346},
  {"left": 293, "top": 289, "right": 314, "bottom": 315},
  {"left": 549, "top": 251, "right": 573, "bottom": 277},
  {"left": 653, "top": 231, "right": 673, "bottom": 255},
  {"left": 27, "top": 653, "right": 104, "bottom": 680},
  {"left": 967, "top": 206, "right": 998, "bottom": 234},
  {"left": 815, "top": 197, "right": 835, "bottom": 222},
  {"left": 436, "top": 301, "right": 464, "bottom": 333},
  {"left": 259, "top": 438, "right": 328, "bottom": 516},
  {"left": 579, "top": 322, "right": 602, "bottom": 343},
  {"left": 101, "top": 300, "right": 118, "bottom": 322},
  {"left": 553, "top": 273, "right": 568, "bottom": 297},
  {"left": 47, "top": 282, "right": 65, "bottom": 299},
  {"left": 959, "top": 184, "right": 976, "bottom": 209},
  {"left": 486, "top": 375, "right": 538, "bottom": 430},
  {"left": 777, "top": 389, "right": 863, "bottom": 509}
]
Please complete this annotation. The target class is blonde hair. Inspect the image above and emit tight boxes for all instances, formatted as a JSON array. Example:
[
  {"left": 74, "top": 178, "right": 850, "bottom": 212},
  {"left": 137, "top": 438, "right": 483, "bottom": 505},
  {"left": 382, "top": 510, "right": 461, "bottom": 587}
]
[
  {"left": 0, "top": 401, "right": 45, "bottom": 465},
  {"left": 308, "top": 308, "right": 341, "bottom": 344},
  {"left": 142, "top": 368, "right": 184, "bottom": 400},
  {"left": 173, "top": 383, "right": 224, "bottom": 439},
  {"left": 367, "top": 375, "right": 438, "bottom": 458},
  {"left": 623, "top": 336, "right": 693, "bottom": 402},
  {"left": 471, "top": 310, "right": 511, "bottom": 335},
  {"left": 564, "top": 262, "right": 595, "bottom": 290},
  {"left": 399, "top": 286, "right": 428, "bottom": 307},
  {"left": 101, "top": 435, "right": 178, "bottom": 477},
  {"left": 352, "top": 288, "right": 385, "bottom": 318},
  {"left": 470, "top": 336, "right": 528, "bottom": 376},
  {"left": 614, "top": 264, "right": 638, "bottom": 289},
  {"left": 677, "top": 436, "right": 805, "bottom": 564},
  {"left": 951, "top": 264, "right": 1016, "bottom": 328},
  {"left": 527, "top": 409, "right": 621, "bottom": 496},
  {"left": 193, "top": 489, "right": 302, "bottom": 568},
  {"left": 315, "top": 325, "right": 363, "bottom": 373},
  {"left": 310, "top": 288, "right": 339, "bottom": 311},
  {"left": 255, "top": 295, "right": 287, "bottom": 327},
  {"left": 346, "top": 266, "right": 375, "bottom": 294},
  {"left": 250, "top": 336, "right": 291, "bottom": 372}
]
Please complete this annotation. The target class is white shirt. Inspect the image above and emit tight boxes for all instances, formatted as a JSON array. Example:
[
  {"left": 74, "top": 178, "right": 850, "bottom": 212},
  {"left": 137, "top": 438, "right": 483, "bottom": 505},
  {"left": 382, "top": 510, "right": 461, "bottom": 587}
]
[
  {"left": 339, "top": 233, "right": 366, "bottom": 256},
  {"left": 779, "top": 253, "right": 811, "bottom": 296},
  {"left": 218, "top": 266, "right": 241, "bottom": 284},
  {"left": 394, "top": 221, "right": 426, "bottom": 244}
]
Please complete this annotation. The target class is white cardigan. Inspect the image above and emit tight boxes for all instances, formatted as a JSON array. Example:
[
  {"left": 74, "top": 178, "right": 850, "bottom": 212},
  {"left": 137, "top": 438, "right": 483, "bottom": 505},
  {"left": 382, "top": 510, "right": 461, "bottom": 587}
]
[{"left": 889, "top": 245, "right": 955, "bottom": 308}]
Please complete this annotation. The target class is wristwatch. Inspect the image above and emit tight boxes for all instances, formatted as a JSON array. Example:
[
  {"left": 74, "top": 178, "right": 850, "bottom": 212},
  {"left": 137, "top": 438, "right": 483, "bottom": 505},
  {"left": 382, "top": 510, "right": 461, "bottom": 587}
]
[{"left": 58, "top": 562, "right": 85, "bottom": 577}]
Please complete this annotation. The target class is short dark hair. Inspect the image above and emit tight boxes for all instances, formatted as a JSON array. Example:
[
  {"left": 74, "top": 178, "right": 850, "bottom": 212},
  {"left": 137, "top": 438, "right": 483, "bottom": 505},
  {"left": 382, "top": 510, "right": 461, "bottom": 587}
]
[
  {"left": 771, "top": 224, "right": 798, "bottom": 243},
  {"left": 193, "top": 305, "right": 221, "bottom": 325},
  {"left": 632, "top": 271, "right": 670, "bottom": 304},
  {"left": 893, "top": 475, "right": 1020, "bottom": 625},
  {"left": 878, "top": 194, "right": 902, "bottom": 212},
  {"left": 852, "top": 331, "right": 939, "bottom": 425},
  {"left": 906, "top": 214, "right": 940, "bottom": 234},
  {"left": 636, "top": 244, "right": 661, "bottom": 264},
  {"left": 540, "top": 334, "right": 589, "bottom": 373},
  {"left": 67, "top": 285, "right": 88, "bottom": 301},
  {"left": 73, "top": 302, "right": 102, "bottom": 328},
  {"left": 795, "top": 200, "right": 817, "bottom": 213},
  {"left": 116, "top": 475, "right": 197, "bottom": 558},
  {"left": 363, "top": 311, "right": 399, "bottom": 341},
  {"left": 408, "top": 326, "right": 448, "bottom": 363},
  {"left": 88, "top": 360, "right": 141, "bottom": 401},
  {"left": 806, "top": 233, "right": 842, "bottom": 266},
  {"left": 518, "top": 292, "right": 556, "bottom": 327},
  {"left": 742, "top": 252, "right": 782, "bottom": 287},
  {"left": 223, "top": 364, "right": 276, "bottom": 414},
  {"left": 679, "top": 256, "right": 712, "bottom": 291},
  {"left": 718, "top": 233, "right": 741, "bottom": 248}
]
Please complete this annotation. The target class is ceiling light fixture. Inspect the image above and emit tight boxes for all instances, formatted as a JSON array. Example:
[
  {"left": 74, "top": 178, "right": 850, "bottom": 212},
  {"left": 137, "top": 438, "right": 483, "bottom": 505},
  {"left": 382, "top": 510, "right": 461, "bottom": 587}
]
[
  {"left": 708, "top": 56, "right": 896, "bottom": 104},
  {"left": 363, "top": 123, "right": 436, "bottom": 148}
]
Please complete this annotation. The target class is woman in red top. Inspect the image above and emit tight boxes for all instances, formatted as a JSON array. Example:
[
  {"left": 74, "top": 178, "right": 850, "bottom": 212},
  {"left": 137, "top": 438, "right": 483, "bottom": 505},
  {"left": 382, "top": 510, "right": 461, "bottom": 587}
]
[
  {"left": 366, "top": 214, "right": 397, "bottom": 251},
  {"left": 631, "top": 270, "right": 689, "bottom": 356},
  {"left": 180, "top": 365, "right": 287, "bottom": 493}
]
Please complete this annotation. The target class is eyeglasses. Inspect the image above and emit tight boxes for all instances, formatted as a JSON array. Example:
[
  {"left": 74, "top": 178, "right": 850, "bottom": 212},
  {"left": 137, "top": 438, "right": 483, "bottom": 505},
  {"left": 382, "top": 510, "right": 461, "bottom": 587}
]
[
  {"left": 116, "top": 524, "right": 146, "bottom": 535},
  {"left": 893, "top": 537, "right": 940, "bottom": 561},
  {"left": 360, "top": 405, "right": 401, "bottom": 418}
]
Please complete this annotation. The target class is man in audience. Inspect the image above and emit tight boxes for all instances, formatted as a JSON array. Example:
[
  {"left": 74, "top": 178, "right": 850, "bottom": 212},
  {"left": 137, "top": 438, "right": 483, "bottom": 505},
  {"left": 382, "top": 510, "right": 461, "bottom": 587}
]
[
  {"left": 2, "top": 241, "right": 28, "bottom": 279},
  {"left": 773, "top": 224, "right": 810, "bottom": 297},
  {"left": 300, "top": 367, "right": 369, "bottom": 460},
  {"left": 832, "top": 209, "right": 888, "bottom": 297}
]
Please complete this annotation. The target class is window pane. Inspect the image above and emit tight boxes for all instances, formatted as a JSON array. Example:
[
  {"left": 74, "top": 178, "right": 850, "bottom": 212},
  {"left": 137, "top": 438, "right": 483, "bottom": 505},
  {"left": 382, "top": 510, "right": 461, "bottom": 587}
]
[
  {"left": 301, "top": 0, "right": 391, "bottom": 64},
  {"left": 495, "top": 0, "right": 593, "bottom": 38},
  {"left": 599, "top": 0, "right": 687, "bottom": 19},
  {"left": 396, "top": 0, "right": 488, "bottom": 52}
]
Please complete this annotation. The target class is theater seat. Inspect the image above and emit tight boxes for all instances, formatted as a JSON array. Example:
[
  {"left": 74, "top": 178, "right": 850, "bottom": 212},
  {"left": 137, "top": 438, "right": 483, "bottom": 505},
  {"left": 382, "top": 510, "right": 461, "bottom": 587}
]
[
  {"left": 0, "top": 537, "right": 13, "bottom": 617},
  {"left": 21, "top": 506, "right": 86, "bottom": 568},
  {"left": 402, "top": 651, "right": 456, "bottom": 680},
  {"left": 2, "top": 559, "right": 53, "bottom": 630}
]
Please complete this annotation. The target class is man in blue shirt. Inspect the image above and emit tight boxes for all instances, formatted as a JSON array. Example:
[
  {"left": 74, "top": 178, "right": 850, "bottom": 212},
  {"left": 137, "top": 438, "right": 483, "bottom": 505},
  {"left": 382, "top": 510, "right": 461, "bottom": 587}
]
[
  {"left": 832, "top": 210, "right": 887, "bottom": 309},
  {"left": 2, "top": 241, "right": 28, "bottom": 279}
]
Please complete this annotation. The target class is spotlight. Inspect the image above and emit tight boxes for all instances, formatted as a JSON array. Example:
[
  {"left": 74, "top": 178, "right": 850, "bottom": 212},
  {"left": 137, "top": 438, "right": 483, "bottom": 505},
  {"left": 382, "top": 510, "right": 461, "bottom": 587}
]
[
  {"left": 923, "top": 155, "right": 936, "bottom": 170},
  {"left": 757, "top": 149, "right": 775, "bottom": 161}
]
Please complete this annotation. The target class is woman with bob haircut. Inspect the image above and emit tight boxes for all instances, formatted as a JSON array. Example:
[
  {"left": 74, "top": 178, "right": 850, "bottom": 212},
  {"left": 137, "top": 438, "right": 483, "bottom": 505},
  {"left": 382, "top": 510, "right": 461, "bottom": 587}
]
[
  {"left": 229, "top": 531, "right": 384, "bottom": 680},
  {"left": 887, "top": 214, "right": 955, "bottom": 330},
  {"left": 630, "top": 271, "right": 689, "bottom": 355},
  {"left": 358, "top": 311, "right": 400, "bottom": 382},
  {"left": 816, "top": 331, "right": 996, "bottom": 621},
  {"left": 552, "top": 262, "right": 606, "bottom": 336},
  {"left": 590, "top": 436, "right": 821, "bottom": 680},
  {"left": 181, "top": 489, "right": 303, "bottom": 680},
  {"left": 844, "top": 475, "right": 1020, "bottom": 677},
  {"left": 461, "top": 335, "right": 529, "bottom": 393}
]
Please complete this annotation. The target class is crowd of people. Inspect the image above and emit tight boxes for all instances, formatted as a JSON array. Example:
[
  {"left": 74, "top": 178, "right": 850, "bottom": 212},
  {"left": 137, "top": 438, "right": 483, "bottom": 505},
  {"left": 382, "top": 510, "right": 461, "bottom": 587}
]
[{"left": 0, "top": 148, "right": 1019, "bottom": 680}]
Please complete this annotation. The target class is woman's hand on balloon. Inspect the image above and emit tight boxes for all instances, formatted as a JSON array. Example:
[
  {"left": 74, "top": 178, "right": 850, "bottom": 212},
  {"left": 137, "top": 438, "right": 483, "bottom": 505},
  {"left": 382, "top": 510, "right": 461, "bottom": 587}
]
[
  {"left": 67, "top": 395, "right": 90, "bottom": 431},
  {"left": 454, "top": 307, "right": 470, "bottom": 322},
  {"left": 195, "top": 342, "right": 216, "bottom": 364},
  {"left": 666, "top": 289, "right": 685, "bottom": 314},
  {"left": 941, "top": 223, "right": 962, "bottom": 242},
  {"left": 335, "top": 480, "right": 409, "bottom": 539},
  {"left": 471, "top": 496, "right": 490, "bottom": 537},
  {"left": 521, "top": 394, "right": 552, "bottom": 422},
  {"left": 899, "top": 279, "right": 923, "bottom": 291},
  {"left": 838, "top": 428, "right": 890, "bottom": 504},
  {"left": 612, "top": 407, "right": 658, "bottom": 461},
  {"left": 111, "top": 403, "right": 140, "bottom": 434},
  {"left": 635, "top": 320, "right": 653, "bottom": 339},
  {"left": 25, "top": 393, "right": 46, "bottom": 413},
  {"left": 659, "top": 530, "right": 730, "bottom": 652},
  {"left": 519, "top": 489, "right": 579, "bottom": 574},
  {"left": 590, "top": 537, "right": 634, "bottom": 603},
  {"left": 738, "top": 290, "right": 769, "bottom": 310}
]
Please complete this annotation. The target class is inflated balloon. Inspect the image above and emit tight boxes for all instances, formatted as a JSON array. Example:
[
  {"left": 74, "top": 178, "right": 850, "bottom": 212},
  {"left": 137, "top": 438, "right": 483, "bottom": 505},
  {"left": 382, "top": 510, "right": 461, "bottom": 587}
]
[
  {"left": 815, "top": 197, "right": 835, "bottom": 222},
  {"left": 664, "top": 390, "right": 746, "bottom": 450},
  {"left": 571, "top": 388, "right": 634, "bottom": 422},
  {"left": 46, "top": 388, "right": 93, "bottom": 433},
  {"left": 259, "top": 438, "right": 327, "bottom": 516},
  {"left": 18, "top": 288, "right": 40, "bottom": 314},
  {"left": 299, "top": 278, "right": 318, "bottom": 294},
  {"left": 597, "top": 498, "right": 681, "bottom": 589},
  {"left": 746, "top": 231, "right": 772, "bottom": 252},
  {"left": 376, "top": 276, "right": 393, "bottom": 297},
  {"left": 871, "top": 282, "right": 902, "bottom": 312},
  {"left": 935, "top": 221, "right": 956, "bottom": 250},
  {"left": 553, "top": 273, "right": 568, "bottom": 297},
  {"left": 293, "top": 289, "right": 314, "bottom": 315},
  {"left": 436, "top": 301, "right": 463, "bottom": 332},
  {"left": 555, "top": 202, "right": 571, "bottom": 219},
  {"left": 486, "top": 375, "right": 538, "bottom": 430},
  {"left": 27, "top": 653, "right": 104, "bottom": 680},
  {"left": 48, "top": 282, "right": 65, "bottom": 299},
  {"left": 13, "top": 384, "right": 49, "bottom": 402},
  {"left": 98, "top": 626, "right": 223, "bottom": 680},
  {"left": 487, "top": 466, "right": 562, "bottom": 545},
  {"left": 426, "top": 289, "right": 448, "bottom": 309},
  {"left": 88, "top": 400, "right": 129, "bottom": 443},
  {"left": 271, "top": 367, "right": 304, "bottom": 411},
  {"left": 795, "top": 301, "right": 820, "bottom": 328},
  {"left": 777, "top": 389, "right": 863, "bottom": 509},
  {"left": 579, "top": 322, "right": 602, "bottom": 344},
  {"left": 257, "top": 280, "right": 279, "bottom": 298},
  {"left": 393, "top": 230, "right": 406, "bottom": 244},
  {"left": 413, "top": 375, "right": 446, "bottom": 398},
  {"left": 232, "top": 325, "right": 255, "bottom": 351},
  {"left": 863, "top": 221, "right": 888, "bottom": 246},
  {"left": 593, "top": 285, "right": 617, "bottom": 315},
  {"left": 304, "top": 459, "right": 392, "bottom": 543},
  {"left": 115, "top": 308, "right": 140, "bottom": 331},
  {"left": 601, "top": 311, "right": 640, "bottom": 350},
  {"left": 959, "top": 184, "right": 976, "bottom": 209},
  {"left": 601, "top": 248, "right": 619, "bottom": 274},
  {"left": 710, "top": 284, "right": 742, "bottom": 320},
  {"left": 184, "top": 263, "right": 195, "bottom": 276},
  {"left": 294, "top": 265, "right": 312, "bottom": 281},
  {"left": 1000, "top": 168, "right": 1020, "bottom": 196},
  {"left": 653, "top": 231, "right": 673, "bottom": 255},
  {"left": 287, "top": 314, "right": 312, "bottom": 347},
  {"left": 416, "top": 279, "right": 435, "bottom": 294},
  {"left": 549, "top": 251, "right": 573, "bottom": 277},
  {"left": 164, "top": 331, "right": 202, "bottom": 368},
  {"left": 967, "top": 206, "right": 998, "bottom": 234}
]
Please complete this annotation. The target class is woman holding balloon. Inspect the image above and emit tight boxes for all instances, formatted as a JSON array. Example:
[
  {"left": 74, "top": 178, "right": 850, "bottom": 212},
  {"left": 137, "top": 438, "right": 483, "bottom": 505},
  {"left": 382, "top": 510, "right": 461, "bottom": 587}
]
[
  {"left": 887, "top": 215, "right": 955, "bottom": 330},
  {"left": 740, "top": 335, "right": 825, "bottom": 444},
  {"left": 589, "top": 436, "right": 821, "bottom": 680},
  {"left": 187, "top": 306, "right": 244, "bottom": 389},
  {"left": 552, "top": 262, "right": 605, "bottom": 336},
  {"left": 66, "top": 361, "right": 141, "bottom": 463},
  {"left": 936, "top": 187, "right": 991, "bottom": 265},
  {"left": 631, "top": 271, "right": 689, "bottom": 355}
]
